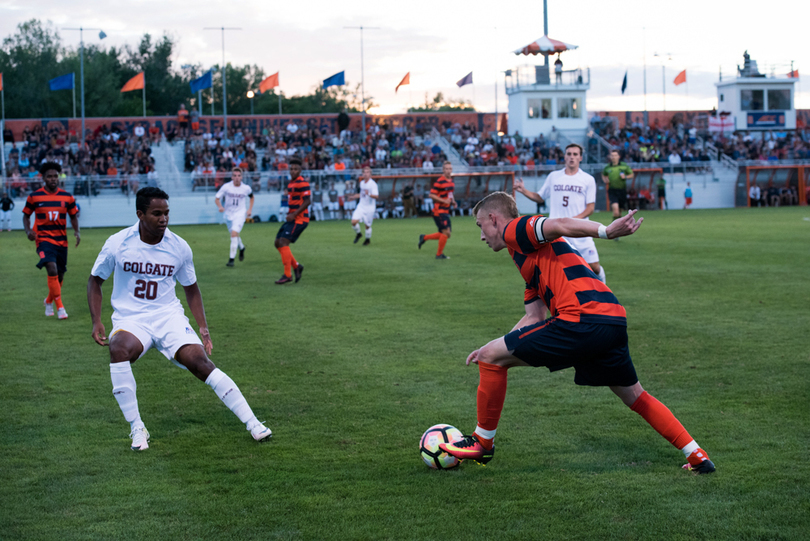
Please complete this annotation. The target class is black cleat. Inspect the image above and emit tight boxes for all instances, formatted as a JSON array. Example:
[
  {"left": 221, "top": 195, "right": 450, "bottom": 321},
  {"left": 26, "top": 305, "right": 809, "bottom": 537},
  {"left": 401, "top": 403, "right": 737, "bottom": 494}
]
[
  {"left": 363, "top": 238, "right": 370, "bottom": 246},
  {"left": 435, "top": 254, "right": 449, "bottom": 260},
  {"left": 239, "top": 246, "right": 245, "bottom": 261},
  {"left": 275, "top": 275, "right": 293, "bottom": 284},
  {"left": 354, "top": 233, "right": 362, "bottom": 244},
  {"left": 226, "top": 258, "right": 235, "bottom": 267},
  {"left": 682, "top": 448, "right": 716, "bottom": 474},
  {"left": 418, "top": 234, "right": 426, "bottom": 250},
  {"left": 294, "top": 263, "right": 304, "bottom": 283}
]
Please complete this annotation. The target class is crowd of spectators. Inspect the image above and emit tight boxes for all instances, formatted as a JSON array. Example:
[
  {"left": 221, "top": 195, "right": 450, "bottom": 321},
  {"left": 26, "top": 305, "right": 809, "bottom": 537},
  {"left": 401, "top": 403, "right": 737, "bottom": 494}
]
[{"left": 441, "top": 121, "right": 565, "bottom": 167}]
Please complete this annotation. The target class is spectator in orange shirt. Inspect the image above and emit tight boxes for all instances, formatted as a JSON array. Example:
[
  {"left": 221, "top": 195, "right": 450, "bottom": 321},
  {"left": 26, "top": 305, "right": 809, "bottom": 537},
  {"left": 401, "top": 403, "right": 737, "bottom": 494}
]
[{"left": 178, "top": 104, "right": 190, "bottom": 138}]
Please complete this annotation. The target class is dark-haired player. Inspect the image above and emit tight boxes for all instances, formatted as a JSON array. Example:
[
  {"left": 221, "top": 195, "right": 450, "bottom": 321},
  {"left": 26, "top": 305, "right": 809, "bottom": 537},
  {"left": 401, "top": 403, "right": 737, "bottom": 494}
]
[
  {"left": 22, "top": 162, "right": 80, "bottom": 319},
  {"left": 87, "top": 187, "right": 273, "bottom": 451},
  {"left": 418, "top": 161, "right": 456, "bottom": 259},
  {"left": 274, "top": 158, "right": 310, "bottom": 284},
  {"left": 440, "top": 192, "right": 715, "bottom": 474}
]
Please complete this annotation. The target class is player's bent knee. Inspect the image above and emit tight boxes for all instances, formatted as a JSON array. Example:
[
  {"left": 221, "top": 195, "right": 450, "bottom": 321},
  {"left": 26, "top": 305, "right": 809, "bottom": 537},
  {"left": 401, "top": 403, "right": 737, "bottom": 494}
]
[
  {"left": 230, "top": 230, "right": 238, "bottom": 237},
  {"left": 175, "top": 344, "right": 215, "bottom": 381}
]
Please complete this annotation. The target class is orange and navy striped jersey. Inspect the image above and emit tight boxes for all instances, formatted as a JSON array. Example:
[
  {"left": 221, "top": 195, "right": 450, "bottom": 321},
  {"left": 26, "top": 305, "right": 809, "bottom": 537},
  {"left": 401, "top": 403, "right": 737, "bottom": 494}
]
[
  {"left": 22, "top": 188, "right": 78, "bottom": 248},
  {"left": 430, "top": 176, "right": 454, "bottom": 216},
  {"left": 504, "top": 215, "right": 627, "bottom": 326},
  {"left": 287, "top": 176, "right": 311, "bottom": 224}
]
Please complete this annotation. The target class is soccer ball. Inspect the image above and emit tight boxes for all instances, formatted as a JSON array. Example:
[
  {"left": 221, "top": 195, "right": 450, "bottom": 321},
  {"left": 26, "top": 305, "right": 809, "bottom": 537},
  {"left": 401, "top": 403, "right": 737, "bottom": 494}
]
[{"left": 420, "top": 424, "right": 463, "bottom": 470}]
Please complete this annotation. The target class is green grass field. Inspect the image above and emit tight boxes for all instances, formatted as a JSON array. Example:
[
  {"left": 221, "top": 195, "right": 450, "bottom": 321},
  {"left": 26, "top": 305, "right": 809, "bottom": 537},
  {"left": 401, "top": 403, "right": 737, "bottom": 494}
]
[{"left": 1, "top": 207, "right": 808, "bottom": 540}]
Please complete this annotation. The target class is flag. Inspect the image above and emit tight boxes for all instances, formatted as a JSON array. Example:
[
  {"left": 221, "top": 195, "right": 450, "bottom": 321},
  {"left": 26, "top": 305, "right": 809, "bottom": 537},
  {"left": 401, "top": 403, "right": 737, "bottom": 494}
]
[
  {"left": 395, "top": 72, "right": 410, "bottom": 93},
  {"left": 456, "top": 72, "right": 473, "bottom": 87},
  {"left": 189, "top": 71, "right": 213, "bottom": 94},
  {"left": 673, "top": 70, "right": 686, "bottom": 86},
  {"left": 323, "top": 71, "right": 345, "bottom": 89},
  {"left": 0, "top": 73, "right": 3, "bottom": 92},
  {"left": 49, "top": 73, "right": 74, "bottom": 91},
  {"left": 121, "top": 72, "right": 145, "bottom": 93},
  {"left": 259, "top": 72, "right": 279, "bottom": 93},
  {"left": 621, "top": 70, "right": 627, "bottom": 94},
  {"left": 788, "top": 69, "right": 799, "bottom": 78}
]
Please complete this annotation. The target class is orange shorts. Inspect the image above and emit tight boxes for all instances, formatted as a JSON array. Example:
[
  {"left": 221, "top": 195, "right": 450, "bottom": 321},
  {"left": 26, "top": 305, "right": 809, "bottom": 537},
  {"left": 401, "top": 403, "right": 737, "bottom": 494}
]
[
  {"left": 686, "top": 197, "right": 693, "bottom": 205},
  {"left": 191, "top": 122, "right": 200, "bottom": 130}
]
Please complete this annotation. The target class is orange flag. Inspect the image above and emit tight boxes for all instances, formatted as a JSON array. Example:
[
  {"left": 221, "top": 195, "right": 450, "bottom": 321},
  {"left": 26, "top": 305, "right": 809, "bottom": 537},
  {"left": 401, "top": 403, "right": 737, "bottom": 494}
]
[
  {"left": 259, "top": 72, "right": 279, "bottom": 93},
  {"left": 0, "top": 72, "right": 3, "bottom": 91},
  {"left": 395, "top": 72, "right": 410, "bottom": 93},
  {"left": 788, "top": 69, "right": 799, "bottom": 78},
  {"left": 121, "top": 72, "right": 145, "bottom": 92},
  {"left": 673, "top": 70, "right": 686, "bottom": 86}
]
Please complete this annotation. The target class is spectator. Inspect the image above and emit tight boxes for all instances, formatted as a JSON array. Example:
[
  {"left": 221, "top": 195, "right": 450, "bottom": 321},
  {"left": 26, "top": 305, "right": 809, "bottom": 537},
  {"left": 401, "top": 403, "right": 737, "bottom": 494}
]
[
  {"left": 749, "top": 182, "right": 761, "bottom": 207},
  {"left": 177, "top": 104, "right": 190, "bottom": 138}
]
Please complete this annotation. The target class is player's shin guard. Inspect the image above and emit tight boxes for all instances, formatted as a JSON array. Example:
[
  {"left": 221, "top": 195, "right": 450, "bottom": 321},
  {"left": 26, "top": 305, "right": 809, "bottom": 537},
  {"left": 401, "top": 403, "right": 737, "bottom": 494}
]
[
  {"left": 277, "top": 246, "right": 292, "bottom": 277},
  {"left": 352, "top": 223, "right": 361, "bottom": 234},
  {"left": 206, "top": 368, "right": 259, "bottom": 428},
  {"left": 110, "top": 362, "right": 143, "bottom": 429},
  {"left": 437, "top": 234, "right": 448, "bottom": 256},
  {"left": 47, "top": 275, "right": 63, "bottom": 307},
  {"left": 474, "top": 362, "right": 508, "bottom": 449},
  {"left": 237, "top": 237, "right": 245, "bottom": 250},
  {"left": 365, "top": 226, "right": 372, "bottom": 239},
  {"left": 630, "top": 391, "right": 694, "bottom": 450},
  {"left": 229, "top": 237, "right": 239, "bottom": 259}
]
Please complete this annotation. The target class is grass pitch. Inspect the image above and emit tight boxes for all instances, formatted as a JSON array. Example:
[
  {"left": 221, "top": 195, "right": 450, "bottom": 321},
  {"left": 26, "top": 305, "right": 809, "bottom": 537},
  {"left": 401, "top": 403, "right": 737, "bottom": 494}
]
[{"left": 1, "top": 207, "right": 808, "bottom": 540}]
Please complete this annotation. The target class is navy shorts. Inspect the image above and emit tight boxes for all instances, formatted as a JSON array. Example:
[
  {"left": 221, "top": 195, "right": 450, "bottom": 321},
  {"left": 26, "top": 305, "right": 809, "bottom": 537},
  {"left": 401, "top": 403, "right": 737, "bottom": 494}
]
[
  {"left": 504, "top": 318, "right": 638, "bottom": 387},
  {"left": 433, "top": 214, "right": 451, "bottom": 232},
  {"left": 276, "top": 221, "right": 308, "bottom": 243},
  {"left": 36, "top": 242, "right": 68, "bottom": 274}
]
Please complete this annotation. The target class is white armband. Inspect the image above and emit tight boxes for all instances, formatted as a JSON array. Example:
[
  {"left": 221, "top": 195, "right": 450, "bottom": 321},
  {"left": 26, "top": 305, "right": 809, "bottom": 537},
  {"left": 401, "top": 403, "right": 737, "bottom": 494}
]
[
  {"left": 598, "top": 224, "right": 609, "bottom": 239},
  {"left": 533, "top": 216, "right": 548, "bottom": 243}
]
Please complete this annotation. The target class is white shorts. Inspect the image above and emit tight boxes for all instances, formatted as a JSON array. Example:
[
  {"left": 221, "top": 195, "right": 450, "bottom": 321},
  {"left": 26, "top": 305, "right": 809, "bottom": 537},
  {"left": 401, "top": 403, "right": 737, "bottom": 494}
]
[
  {"left": 345, "top": 200, "right": 357, "bottom": 210},
  {"left": 225, "top": 211, "right": 247, "bottom": 233},
  {"left": 311, "top": 202, "right": 323, "bottom": 211},
  {"left": 111, "top": 308, "right": 202, "bottom": 368},
  {"left": 564, "top": 236, "right": 599, "bottom": 264},
  {"left": 328, "top": 202, "right": 340, "bottom": 211},
  {"left": 351, "top": 205, "right": 375, "bottom": 226}
]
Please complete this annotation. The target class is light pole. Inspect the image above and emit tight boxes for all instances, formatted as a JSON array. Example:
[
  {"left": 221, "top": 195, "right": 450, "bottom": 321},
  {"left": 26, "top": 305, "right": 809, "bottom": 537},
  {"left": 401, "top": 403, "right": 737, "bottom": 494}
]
[
  {"left": 63, "top": 27, "right": 106, "bottom": 148},
  {"left": 204, "top": 27, "right": 241, "bottom": 139},
  {"left": 344, "top": 25, "right": 380, "bottom": 138},
  {"left": 247, "top": 90, "right": 254, "bottom": 115},
  {"left": 654, "top": 52, "right": 672, "bottom": 111}
]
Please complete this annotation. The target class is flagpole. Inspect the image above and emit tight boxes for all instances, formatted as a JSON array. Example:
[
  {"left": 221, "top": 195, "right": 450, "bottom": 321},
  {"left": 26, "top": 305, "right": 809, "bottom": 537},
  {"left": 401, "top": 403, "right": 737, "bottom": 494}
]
[
  {"left": 142, "top": 73, "right": 146, "bottom": 117},
  {"left": 345, "top": 26, "right": 380, "bottom": 138},
  {"left": 278, "top": 93, "right": 282, "bottom": 116},
  {"left": 72, "top": 73, "right": 76, "bottom": 118},
  {"left": 204, "top": 27, "right": 241, "bottom": 139},
  {"left": 64, "top": 27, "right": 105, "bottom": 149}
]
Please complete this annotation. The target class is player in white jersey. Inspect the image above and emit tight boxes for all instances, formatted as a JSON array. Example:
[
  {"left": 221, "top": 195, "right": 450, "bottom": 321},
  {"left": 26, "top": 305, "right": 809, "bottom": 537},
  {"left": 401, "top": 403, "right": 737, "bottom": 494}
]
[
  {"left": 87, "top": 187, "right": 272, "bottom": 451},
  {"left": 513, "top": 143, "right": 606, "bottom": 282},
  {"left": 347, "top": 166, "right": 379, "bottom": 246},
  {"left": 215, "top": 168, "right": 254, "bottom": 267}
]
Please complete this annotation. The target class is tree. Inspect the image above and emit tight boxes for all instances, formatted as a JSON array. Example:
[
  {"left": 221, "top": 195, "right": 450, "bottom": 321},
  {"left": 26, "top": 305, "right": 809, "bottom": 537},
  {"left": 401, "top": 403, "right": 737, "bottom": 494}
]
[{"left": 408, "top": 92, "right": 475, "bottom": 112}]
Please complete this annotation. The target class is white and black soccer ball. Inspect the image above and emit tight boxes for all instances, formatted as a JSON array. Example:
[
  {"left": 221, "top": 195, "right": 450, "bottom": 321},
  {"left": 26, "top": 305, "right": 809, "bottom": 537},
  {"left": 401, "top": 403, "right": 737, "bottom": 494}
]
[{"left": 419, "top": 424, "right": 463, "bottom": 470}]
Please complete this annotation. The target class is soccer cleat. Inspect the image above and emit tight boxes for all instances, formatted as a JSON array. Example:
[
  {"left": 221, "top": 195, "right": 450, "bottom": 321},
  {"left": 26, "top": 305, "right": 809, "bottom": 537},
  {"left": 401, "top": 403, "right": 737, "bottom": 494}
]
[
  {"left": 435, "top": 254, "right": 449, "bottom": 260},
  {"left": 275, "top": 275, "right": 293, "bottom": 285},
  {"left": 57, "top": 307, "right": 68, "bottom": 319},
  {"left": 250, "top": 423, "right": 273, "bottom": 442},
  {"left": 418, "top": 234, "right": 426, "bottom": 250},
  {"left": 226, "top": 258, "right": 235, "bottom": 267},
  {"left": 354, "top": 233, "right": 362, "bottom": 244},
  {"left": 130, "top": 427, "right": 150, "bottom": 451},
  {"left": 682, "top": 448, "right": 716, "bottom": 474},
  {"left": 44, "top": 298, "right": 54, "bottom": 317},
  {"left": 239, "top": 247, "right": 245, "bottom": 261},
  {"left": 439, "top": 434, "right": 494, "bottom": 465},
  {"left": 294, "top": 263, "right": 304, "bottom": 283},
  {"left": 363, "top": 238, "right": 370, "bottom": 246}
]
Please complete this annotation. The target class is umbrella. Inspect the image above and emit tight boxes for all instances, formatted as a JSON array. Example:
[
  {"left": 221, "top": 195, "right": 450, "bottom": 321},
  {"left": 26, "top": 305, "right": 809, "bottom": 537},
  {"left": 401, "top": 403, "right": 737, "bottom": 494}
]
[{"left": 514, "top": 35, "right": 578, "bottom": 56}]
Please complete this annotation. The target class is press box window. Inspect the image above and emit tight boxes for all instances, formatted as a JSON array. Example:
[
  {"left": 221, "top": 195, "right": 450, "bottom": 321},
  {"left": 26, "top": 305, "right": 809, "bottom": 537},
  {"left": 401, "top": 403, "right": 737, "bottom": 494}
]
[
  {"left": 528, "top": 98, "right": 551, "bottom": 119},
  {"left": 767, "top": 89, "right": 790, "bottom": 110},
  {"left": 741, "top": 89, "right": 764, "bottom": 111}
]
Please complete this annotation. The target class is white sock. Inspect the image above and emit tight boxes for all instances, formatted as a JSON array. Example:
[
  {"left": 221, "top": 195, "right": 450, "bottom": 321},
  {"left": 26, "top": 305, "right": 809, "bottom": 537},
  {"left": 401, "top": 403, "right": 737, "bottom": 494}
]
[
  {"left": 205, "top": 368, "right": 259, "bottom": 430},
  {"left": 365, "top": 226, "right": 372, "bottom": 239},
  {"left": 237, "top": 237, "right": 245, "bottom": 249},
  {"left": 110, "top": 362, "right": 144, "bottom": 430},
  {"left": 597, "top": 266, "right": 606, "bottom": 283},
  {"left": 352, "top": 223, "right": 361, "bottom": 234},
  {"left": 681, "top": 440, "right": 699, "bottom": 457},
  {"left": 229, "top": 237, "right": 238, "bottom": 259},
  {"left": 474, "top": 426, "right": 496, "bottom": 440}
]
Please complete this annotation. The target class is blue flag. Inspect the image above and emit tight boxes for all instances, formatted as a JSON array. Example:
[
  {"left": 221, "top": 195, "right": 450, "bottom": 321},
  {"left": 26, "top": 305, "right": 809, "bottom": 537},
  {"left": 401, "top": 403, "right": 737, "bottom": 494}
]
[
  {"left": 49, "top": 73, "right": 74, "bottom": 91},
  {"left": 190, "top": 71, "right": 213, "bottom": 94},
  {"left": 456, "top": 72, "right": 473, "bottom": 88},
  {"left": 323, "top": 71, "right": 345, "bottom": 89},
  {"left": 621, "top": 70, "right": 627, "bottom": 94}
]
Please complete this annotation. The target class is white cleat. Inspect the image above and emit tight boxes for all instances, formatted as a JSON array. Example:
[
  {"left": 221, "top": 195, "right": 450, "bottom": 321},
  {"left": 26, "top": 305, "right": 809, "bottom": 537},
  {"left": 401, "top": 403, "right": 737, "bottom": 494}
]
[
  {"left": 250, "top": 423, "right": 273, "bottom": 442},
  {"left": 57, "top": 307, "right": 68, "bottom": 320},
  {"left": 130, "top": 427, "right": 150, "bottom": 451},
  {"left": 44, "top": 298, "right": 54, "bottom": 317}
]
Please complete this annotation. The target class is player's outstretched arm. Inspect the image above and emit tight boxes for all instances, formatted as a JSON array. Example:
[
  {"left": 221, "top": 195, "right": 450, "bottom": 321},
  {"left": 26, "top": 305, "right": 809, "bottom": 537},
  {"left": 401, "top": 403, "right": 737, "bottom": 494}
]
[
  {"left": 87, "top": 275, "right": 108, "bottom": 346},
  {"left": 513, "top": 177, "right": 544, "bottom": 204},
  {"left": 183, "top": 283, "right": 212, "bottom": 355},
  {"left": 542, "top": 210, "right": 643, "bottom": 242}
]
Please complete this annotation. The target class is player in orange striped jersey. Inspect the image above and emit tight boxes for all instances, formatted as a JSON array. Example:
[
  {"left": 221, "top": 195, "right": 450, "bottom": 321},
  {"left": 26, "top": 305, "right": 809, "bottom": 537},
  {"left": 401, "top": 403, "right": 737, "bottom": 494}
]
[
  {"left": 418, "top": 161, "right": 457, "bottom": 259},
  {"left": 274, "top": 158, "right": 310, "bottom": 284},
  {"left": 22, "top": 163, "right": 80, "bottom": 319},
  {"left": 440, "top": 192, "right": 715, "bottom": 474}
]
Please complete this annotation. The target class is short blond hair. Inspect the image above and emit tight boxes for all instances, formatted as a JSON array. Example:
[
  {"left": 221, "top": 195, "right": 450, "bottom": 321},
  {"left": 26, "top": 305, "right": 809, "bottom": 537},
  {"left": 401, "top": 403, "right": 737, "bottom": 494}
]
[
  {"left": 231, "top": 167, "right": 244, "bottom": 174},
  {"left": 473, "top": 191, "right": 519, "bottom": 220}
]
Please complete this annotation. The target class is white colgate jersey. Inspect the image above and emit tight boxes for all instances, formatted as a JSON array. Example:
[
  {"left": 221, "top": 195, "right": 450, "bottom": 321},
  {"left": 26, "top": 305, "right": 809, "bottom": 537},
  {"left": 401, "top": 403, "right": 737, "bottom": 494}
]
[
  {"left": 357, "top": 178, "right": 379, "bottom": 208},
  {"left": 90, "top": 223, "right": 197, "bottom": 318},
  {"left": 537, "top": 169, "right": 596, "bottom": 220},
  {"left": 216, "top": 181, "right": 252, "bottom": 216}
]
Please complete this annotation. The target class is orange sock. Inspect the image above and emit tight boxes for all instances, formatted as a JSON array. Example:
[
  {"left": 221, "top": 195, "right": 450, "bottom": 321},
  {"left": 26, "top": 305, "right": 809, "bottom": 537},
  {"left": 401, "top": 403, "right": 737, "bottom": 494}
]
[
  {"left": 474, "top": 362, "right": 508, "bottom": 449},
  {"left": 290, "top": 252, "right": 299, "bottom": 269},
  {"left": 630, "top": 391, "right": 694, "bottom": 450},
  {"left": 47, "top": 275, "right": 63, "bottom": 308},
  {"left": 437, "top": 234, "right": 447, "bottom": 256},
  {"left": 277, "top": 246, "right": 292, "bottom": 278},
  {"left": 423, "top": 233, "right": 442, "bottom": 241}
]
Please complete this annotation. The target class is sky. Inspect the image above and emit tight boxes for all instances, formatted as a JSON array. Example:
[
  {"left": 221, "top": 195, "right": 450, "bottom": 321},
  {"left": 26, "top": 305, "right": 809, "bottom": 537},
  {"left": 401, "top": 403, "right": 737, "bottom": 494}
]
[{"left": 1, "top": 0, "right": 807, "bottom": 115}]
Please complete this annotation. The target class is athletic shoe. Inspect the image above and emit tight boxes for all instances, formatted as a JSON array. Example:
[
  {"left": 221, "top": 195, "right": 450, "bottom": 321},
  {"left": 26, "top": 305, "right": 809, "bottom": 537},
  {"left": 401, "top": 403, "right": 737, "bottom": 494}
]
[
  {"left": 294, "top": 263, "right": 304, "bottom": 283},
  {"left": 363, "top": 238, "right": 370, "bottom": 246},
  {"left": 226, "top": 258, "right": 235, "bottom": 267},
  {"left": 239, "top": 247, "right": 245, "bottom": 261},
  {"left": 435, "top": 254, "right": 449, "bottom": 260},
  {"left": 44, "top": 298, "right": 54, "bottom": 317},
  {"left": 354, "top": 233, "right": 362, "bottom": 244},
  {"left": 682, "top": 448, "right": 716, "bottom": 474},
  {"left": 440, "top": 434, "right": 494, "bottom": 465},
  {"left": 250, "top": 423, "right": 273, "bottom": 442},
  {"left": 418, "top": 234, "right": 426, "bottom": 250},
  {"left": 275, "top": 275, "right": 293, "bottom": 285},
  {"left": 57, "top": 307, "right": 68, "bottom": 319},
  {"left": 130, "top": 427, "right": 150, "bottom": 451}
]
